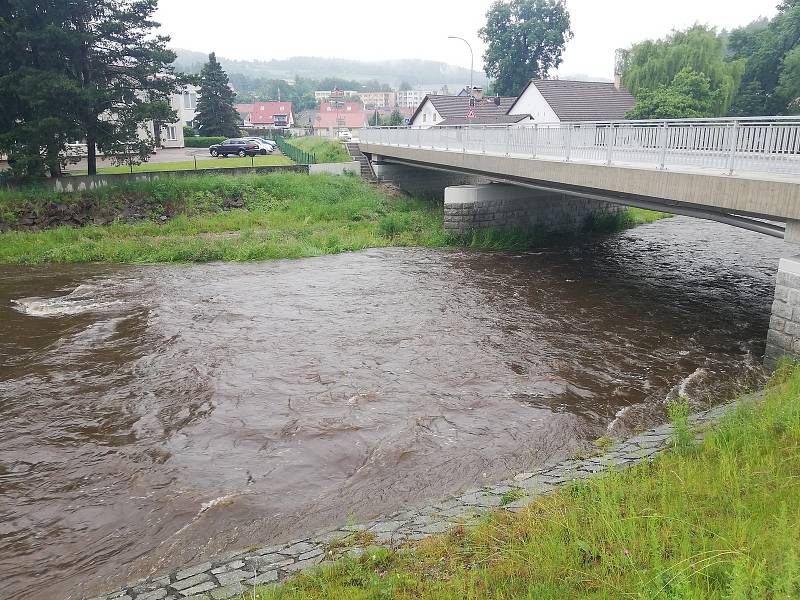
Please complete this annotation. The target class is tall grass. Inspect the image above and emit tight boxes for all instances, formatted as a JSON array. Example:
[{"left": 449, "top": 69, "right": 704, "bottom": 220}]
[
  {"left": 254, "top": 362, "right": 800, "bottom": 599},
  {"left": 0, "top": 175, "right": 669, "bottom": 264},
  {"left": 287, "top": 137, "right": 351, "bottom": 163},
  {"left": 0, "top": 174, "right": 446, "bottom": 263}
]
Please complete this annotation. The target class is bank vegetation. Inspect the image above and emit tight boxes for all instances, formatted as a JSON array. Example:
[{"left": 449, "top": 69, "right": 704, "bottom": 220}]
[{"left": 0, "top": 173, "right": 665, "bottom": 264}]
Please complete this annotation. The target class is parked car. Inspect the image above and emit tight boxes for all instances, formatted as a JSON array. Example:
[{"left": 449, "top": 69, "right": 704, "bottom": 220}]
[
  {"left": 337, "top": 129, "right": 353, "bottom": 141},
  {"left": 209, "top": 139, "right": 260, "bottom": 157},
  {"left": 244, "top": 137, "right": 276, "bottom": 155}
]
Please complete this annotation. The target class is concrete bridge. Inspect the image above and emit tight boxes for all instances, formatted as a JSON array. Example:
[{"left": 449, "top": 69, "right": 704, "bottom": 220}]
[{"left": 357, "top": 117, "right": 800, "bottom": 366}]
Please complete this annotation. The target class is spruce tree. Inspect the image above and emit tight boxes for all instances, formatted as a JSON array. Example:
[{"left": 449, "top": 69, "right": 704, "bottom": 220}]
[{"left": 194, "top": 53, "right": 241, "bottom": 137}]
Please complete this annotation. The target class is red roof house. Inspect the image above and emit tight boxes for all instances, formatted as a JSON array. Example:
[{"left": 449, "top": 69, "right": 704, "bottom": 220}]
[
  {"left": 315, "top": 101, "right": 367, "bottom": 131},
  {"left": 249, "top": 102, "right": 294, "bottom": 128}
]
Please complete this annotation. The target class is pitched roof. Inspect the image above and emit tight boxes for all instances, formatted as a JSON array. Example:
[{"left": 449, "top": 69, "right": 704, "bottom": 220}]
[
  {"left": 439, "top": 114, "right": 529, "bottom": 126},
  {"left": 316, "top": 101, "right": 367, "bottom": 128},
  {"left": 510, "top": 80, "right": 636, "bottom": 122},
  {"left": 249, "top": 102, "right": 294, "bottom": 125},
  {"left": 410, "top": 94, "right": 517, "bottom": 124}
]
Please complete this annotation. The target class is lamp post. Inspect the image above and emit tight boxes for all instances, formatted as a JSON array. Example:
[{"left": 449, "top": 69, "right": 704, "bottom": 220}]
[{"left": 448, "top": 35, "right": 474, "bottom": 93}]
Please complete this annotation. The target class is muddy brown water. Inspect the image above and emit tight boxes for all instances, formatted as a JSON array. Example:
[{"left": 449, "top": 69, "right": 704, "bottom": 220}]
[{"left": 0, "top": 217, "right": 788, "bottom": 599}]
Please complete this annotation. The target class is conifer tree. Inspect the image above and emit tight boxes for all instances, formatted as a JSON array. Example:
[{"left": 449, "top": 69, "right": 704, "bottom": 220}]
[{"left": 194, "top": 53, "right": 241, "bottom": 137}]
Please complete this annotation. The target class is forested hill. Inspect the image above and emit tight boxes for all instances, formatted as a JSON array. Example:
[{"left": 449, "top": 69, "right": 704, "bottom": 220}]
[{"left": 171, "top": 49, "right": 488, "bottom": 87}]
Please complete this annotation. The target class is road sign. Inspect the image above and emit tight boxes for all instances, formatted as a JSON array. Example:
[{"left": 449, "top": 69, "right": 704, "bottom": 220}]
[{"left": 467, "top": 109, "right": 476, "bottom": 119}]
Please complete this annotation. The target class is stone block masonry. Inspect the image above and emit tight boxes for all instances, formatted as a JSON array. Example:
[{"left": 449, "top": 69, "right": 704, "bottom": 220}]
[
  {"left": 84, "top": 401, "right": 744, "bottom": 600},
  {"left": 443, "top": 183, "right": 620, "bottom": 235},
  {"left": 765, "top": 255, "right": 800, "bottom": 368}
]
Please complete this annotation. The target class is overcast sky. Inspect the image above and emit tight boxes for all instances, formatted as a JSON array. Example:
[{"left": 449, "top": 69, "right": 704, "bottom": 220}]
[{"left": 154, "top": 0, "right": 779, "bottom": 79}]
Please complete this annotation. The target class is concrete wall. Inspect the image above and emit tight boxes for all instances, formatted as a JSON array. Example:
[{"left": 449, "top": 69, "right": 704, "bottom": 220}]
[
  {"left": 309, "top": 161, "right": 360, "bottom": 176},
  {"left": 45, "top": 165, "right": 309, "bottom": 193},
  {"left": 766, "top": 255, "right": 800, "bottom": 367},
  {"left": 443, "top": 183, "right": 619, "bottom": 234},
  {"left": 372, "top": 162, "right": 487, "bottom": 198}
]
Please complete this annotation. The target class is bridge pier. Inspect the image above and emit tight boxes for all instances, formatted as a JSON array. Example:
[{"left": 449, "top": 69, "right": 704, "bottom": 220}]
[
  {"left": 443, "top": 183, "right": 620, "bottom": 235},
  {"left": 766, "top": 255, "right": 800, "bottom": 368}
]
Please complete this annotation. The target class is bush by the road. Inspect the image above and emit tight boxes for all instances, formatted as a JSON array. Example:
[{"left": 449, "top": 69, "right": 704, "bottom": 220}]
[{"left": 184, "top": 136, "right": 225, "bottom": 148}]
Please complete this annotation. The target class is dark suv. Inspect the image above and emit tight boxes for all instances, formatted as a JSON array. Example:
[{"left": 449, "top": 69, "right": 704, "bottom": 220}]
[{"left": 209, "top": 138, "right": 260, "bottom": 157}]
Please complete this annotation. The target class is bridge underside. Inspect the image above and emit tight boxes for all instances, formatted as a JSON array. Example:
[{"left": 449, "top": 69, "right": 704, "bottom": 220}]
[{"left": 369, "top": 153, "right": 789, "bottom": 238}]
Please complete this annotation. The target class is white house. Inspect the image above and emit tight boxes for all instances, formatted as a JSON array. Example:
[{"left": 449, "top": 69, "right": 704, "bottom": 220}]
[
  {"left": 408, "top": 92, "right": 526, "bottom": 129},
  {"left": 507, "top": 79, "right": 636, "bottom": 123}
]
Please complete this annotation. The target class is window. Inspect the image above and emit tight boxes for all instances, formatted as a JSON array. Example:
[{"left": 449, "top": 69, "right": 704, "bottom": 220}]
[
  {"left": 165, "top": 125, "right": 177, "bottom": 140},
  {"left": 183, "top": 93, "right": 196, "bottom": 110},
  {"left": 423, "top": 113, "right": 427, "bottom": 123}
]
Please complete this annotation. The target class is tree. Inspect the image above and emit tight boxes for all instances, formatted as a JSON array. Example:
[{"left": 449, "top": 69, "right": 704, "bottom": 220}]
[
  {"left": 776, "top": 46, "right": 800, "bottom": 112},
  {"left": 66, "top": 0, "right": 180, "bottom": 176},
  {"left": 619, "top": 26, "right": 744, "bottom": 116},
  {"left": 0, "top": 1, "right": 83, "bottom": 178},
  {"left": 399, "top": 81, "right": 413, "bottom": 91},
  {"left": 627, "top": 68, "right": 719, "bottom": 119},
  {"left": 479, "top": 0, "right": 573, "bottom": 97},
  {"left": 194, "top": 53, "right": 241, "bottom": 137},
  {"left": 729, "top": 5, "right": 800, "bottom": 115},
  {"left": 386, "top": 109, "right": 404, "bottom": 126}
]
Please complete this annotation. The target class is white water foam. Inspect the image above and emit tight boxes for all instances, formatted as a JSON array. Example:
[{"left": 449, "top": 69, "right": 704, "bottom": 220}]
[{"left": 12, "top": 282, "right": 126, "bottom": 317}]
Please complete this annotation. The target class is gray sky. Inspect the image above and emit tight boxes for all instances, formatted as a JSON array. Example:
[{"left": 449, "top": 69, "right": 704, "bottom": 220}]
[{"left": 154, "top": 0, "right": 779, "bottom": 79}]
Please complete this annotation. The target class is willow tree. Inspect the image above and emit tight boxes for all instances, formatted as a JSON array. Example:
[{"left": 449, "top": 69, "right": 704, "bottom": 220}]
[{"left": 619, "top": 26, "right": 745, "bottom": 117}]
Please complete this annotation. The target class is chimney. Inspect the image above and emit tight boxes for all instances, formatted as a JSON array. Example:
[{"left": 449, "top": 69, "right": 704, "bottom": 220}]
[
  {"left": 613, "top": 72, "right": 621, "bottom": 91},
  {"left": 471, "top": 86, "right": 484, "bottom": 100}
]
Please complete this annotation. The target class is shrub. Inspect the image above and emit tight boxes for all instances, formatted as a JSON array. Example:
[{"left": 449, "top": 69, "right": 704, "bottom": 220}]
[{"left": 185, "top": 136, "right": 225, "bottom": 148}]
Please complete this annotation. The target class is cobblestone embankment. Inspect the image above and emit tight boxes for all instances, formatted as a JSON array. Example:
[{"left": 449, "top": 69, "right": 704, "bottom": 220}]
[{"left": 86, "top": 401, "right": 741, "bottom": 600}]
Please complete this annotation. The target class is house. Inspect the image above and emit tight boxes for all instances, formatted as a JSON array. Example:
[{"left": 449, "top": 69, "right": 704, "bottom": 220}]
[
  {"left": 249, "top": 101, "right": 295, "bottom": 129},
  {"left": 408, "top": 92, "right": 526, "bottom": 128},
  {"left": 396, "top": 89, "right": 430, "bottom": 109},
  {"left": 507, "top": 79, "right": 636, "bottom": 122},
  {"left": 295, "top": 109, "right": 317, "bottom": 129},
  {"left": 177, "top": 85, "right": 200, "bottom": 128},
  {"left": 314, "top": 101, "right": 367, "bottom": 137},
  {"left": 359, "top": 91, "right": 396, "bottom": 109},
  {"left": 235, "top": 103, "right": 254, "bottom": 127}
]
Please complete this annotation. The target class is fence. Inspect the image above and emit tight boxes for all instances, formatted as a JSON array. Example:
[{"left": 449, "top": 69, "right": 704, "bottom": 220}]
[
  {"left": 359, "top": 117, "right": 800, "bottom": 177},
  {"left": 276, "top": 136, "right": 315, "bottom": 165}
]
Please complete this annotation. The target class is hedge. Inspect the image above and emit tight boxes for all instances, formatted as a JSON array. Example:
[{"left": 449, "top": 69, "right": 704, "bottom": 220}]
[{"left": 184, "top": 136, "right": 225, "bottom": 148}]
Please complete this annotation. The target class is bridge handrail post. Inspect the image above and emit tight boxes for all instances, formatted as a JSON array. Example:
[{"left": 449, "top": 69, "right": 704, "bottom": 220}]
[
  {"left": 565, "top": 123, "right": 572, "bottom": 162},
  {"left": 532, "top": 124, "right": 538, "bottom": 158},
  {"left": 482, "top": 126, "right": 486, "bottom": 154},
  {"left": 658, "top": 122, "right": 668, "bottom": 170},
  {"left": 606, "top": 124, "right": 615, "bottom": 165},
  {"left": 727, "top": 120, "right": 739, "bottom": 175}
]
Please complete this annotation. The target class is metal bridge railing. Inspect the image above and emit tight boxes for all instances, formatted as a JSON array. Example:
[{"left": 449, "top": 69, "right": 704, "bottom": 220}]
[{"left": 358, "top": 117, "right": 800, "bottom": 178}]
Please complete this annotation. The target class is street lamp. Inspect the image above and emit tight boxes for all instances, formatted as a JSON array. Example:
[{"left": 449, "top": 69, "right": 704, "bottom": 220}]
[{"left": 448, "top": 35, "right": 474, "bottom": 93}]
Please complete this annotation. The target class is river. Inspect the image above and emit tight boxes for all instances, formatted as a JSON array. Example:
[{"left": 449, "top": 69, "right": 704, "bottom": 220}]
[{"left": 0, "top": 216, "right": 787, "bottom": 599}]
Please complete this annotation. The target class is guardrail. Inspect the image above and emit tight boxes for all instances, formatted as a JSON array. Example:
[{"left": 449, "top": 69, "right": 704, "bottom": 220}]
[{"left": 359, "top": 117, "right": 800, "bottom": 177}]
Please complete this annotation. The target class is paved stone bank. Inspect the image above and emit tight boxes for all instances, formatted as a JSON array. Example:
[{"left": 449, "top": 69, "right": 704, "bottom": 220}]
[{"left": 86, "top": 401, "right": 740, "bottom": 600}]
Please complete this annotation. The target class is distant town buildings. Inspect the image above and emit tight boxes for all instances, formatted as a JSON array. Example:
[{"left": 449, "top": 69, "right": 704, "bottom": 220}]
[
  {"left": 314, "top": 101, "right": 368, "bottom": 137},
  {"left": 396, "top": 89, "right": 429, "bottom": 109}
]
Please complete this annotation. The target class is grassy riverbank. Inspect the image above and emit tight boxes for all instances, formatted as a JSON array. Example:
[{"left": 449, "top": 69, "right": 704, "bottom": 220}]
[
  {"left": 255, "top": 363, "right": 800, "bottom": 599},
  {"left": 0, "top": 173, "right": 667, "bottom": 264},
  {"left": 286, "top": 137, "right": 352, "bottom": 163}
]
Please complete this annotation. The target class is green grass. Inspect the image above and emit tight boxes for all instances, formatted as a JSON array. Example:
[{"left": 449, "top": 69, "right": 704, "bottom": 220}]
[
  {"left": 66, "top": 155, "right": 293, "bottom": 176},
  {"left": 288, "top": 136, "right": 351, "bottom": 163},
  {"left": 0, "top": 176, "right": 670, "bottom": 264},
  {"left": 0, "top": 173, "right": 447, "bottom": 263},
  {"left": 251, "top": 363, "right": 800, "bottom": 599}
]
